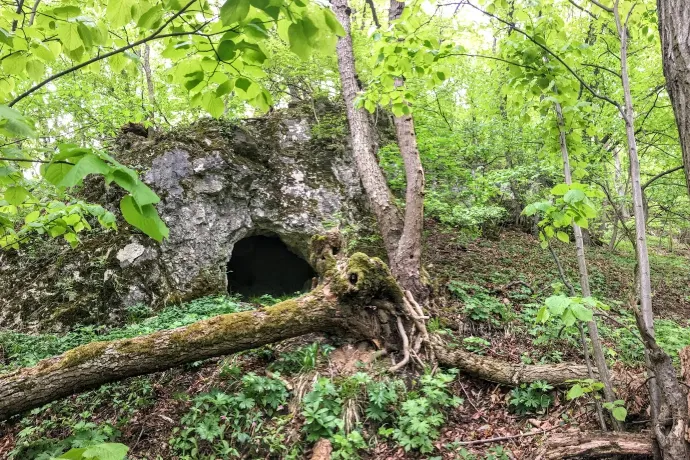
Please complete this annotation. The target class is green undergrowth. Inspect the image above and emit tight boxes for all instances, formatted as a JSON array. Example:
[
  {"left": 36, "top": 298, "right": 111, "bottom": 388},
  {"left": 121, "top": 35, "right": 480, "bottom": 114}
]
[
  {"left": 5, "top": 349, "right": 465, "bottom": 459},
  {"left": 444, "top": 265, "right": 690, "bottom": 368},
  {"left": 0, "top": 295, "right": 249, "bottom": 370}
]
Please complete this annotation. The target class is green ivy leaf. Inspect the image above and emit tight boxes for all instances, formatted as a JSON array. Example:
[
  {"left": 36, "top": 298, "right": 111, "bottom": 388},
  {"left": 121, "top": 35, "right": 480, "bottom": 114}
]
[{"left": 556, "top": 231, "right": 569, "bottom": 243}]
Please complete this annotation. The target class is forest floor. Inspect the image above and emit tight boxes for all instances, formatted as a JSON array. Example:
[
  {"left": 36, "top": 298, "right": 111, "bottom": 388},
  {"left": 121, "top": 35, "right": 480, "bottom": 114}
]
[{"left": 1, "top": 222, "right": 690, "bottom": 459}]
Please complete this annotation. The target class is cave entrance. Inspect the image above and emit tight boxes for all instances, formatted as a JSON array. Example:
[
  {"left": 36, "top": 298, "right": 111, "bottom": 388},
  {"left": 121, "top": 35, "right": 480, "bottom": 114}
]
[{"left": 227, "top": 235, "right": 316, "bottom": 298}]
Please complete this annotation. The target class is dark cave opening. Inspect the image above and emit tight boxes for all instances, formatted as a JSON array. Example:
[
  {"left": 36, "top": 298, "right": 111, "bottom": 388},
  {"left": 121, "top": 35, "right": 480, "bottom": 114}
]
[{"left": 227, "top": 235, "right": 316, "bottom": 298}]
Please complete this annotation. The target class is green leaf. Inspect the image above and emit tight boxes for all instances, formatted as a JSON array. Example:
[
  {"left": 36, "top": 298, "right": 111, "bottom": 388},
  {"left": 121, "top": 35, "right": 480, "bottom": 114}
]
[
  {"left": 0, "top": 105, "right": 36, "bottom": 138},
  {"left": 25, "top": 59, "right": 45, "bottom": 82},
  {"left": 202, "top": 93, "right": 225, "bottom": 118},
  {"left": 59, "top": 443, "right": 129, "bottom": 460},
  {"left": 138, "top": 4, "right": 163, "bottom": 29},
  {"left": 612, "top": 406, "right": 627, "bottom": 422},
  {"left": 217, "top": 40, "right": 237, "bottom": 61},
  {"left": 59, "top": 154, "right": 111, "bottom": 187},
  {"left": 562, "top": 309, "right": 576, "bottom": 327},
  {"left": 235, "top": 77, "right": 252, "bottom": 92},
  {"left": 536, "top": 305, "right": 550, "bottom": 323},
  {"left": 573, "top": 216, "right": 588, "bottom": 229},
  {"left": 288, "top": 19, "right": 318, "bottom": 60},
  {"left": 545, "top": 295, "right": 569, "bottom": 316},
  {"left": 43, "top": 162, "right": 73, "bottom": 185},
  {"left": 111, "top": 170, "right": 160, "bottom": 205},
  {"left": 221, "top": 0, "right": 250, "bottom": 25},
  {"left": 556, "top": 231, "right": 569, "bottom": 243},
  {"left": 570, "top": 303, "right": 593, "bottom": 322},
  {"left": 4, "top": 186, "right": 28, "bottom": 205},
  {"left": 107, "top": 0, "right": 135, "bottom": 28},
  {"left": 566, "top": 384, "right": 584, "bottom": 400},
  {"left": 551, "top": 183, "right": 569, "bottom": 196},
  {"left": 563, "top": 189, "right": 586, "bottom": 204},
  {"left": 323, "top": 9, "right": 346, "bottom": 36},
  {"left": 57, "top": 22, "right": 83, "bottom": 51},
  {"left": 120, "top": 196, "right": 168, "bottom": 241},
  {"left": 25, "top": 210, "right": 40, "bottom": 223}
]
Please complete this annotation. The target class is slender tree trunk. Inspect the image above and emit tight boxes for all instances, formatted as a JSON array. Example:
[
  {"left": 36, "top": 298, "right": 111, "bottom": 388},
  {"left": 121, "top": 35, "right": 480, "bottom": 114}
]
[
  {"left": 331, "top": 0, "right": 404, "bottom": 266},
  {"left": 554, "top": 101, "right": 621, "bottom": 431},
  {"left": 616, "top": 3, "right": 689, "bottom": 458},
  {"left": 141, "top": 44, "right": 156, "bottom": 136},
  {"left": 387, "top": 0, "right": 427, "bottom": 301},
  {"left": 657, "top": 0, "right": 690, "bottom": 199},
  {"left": 332, "top": 0, "right": 427, "bottom": 301}
]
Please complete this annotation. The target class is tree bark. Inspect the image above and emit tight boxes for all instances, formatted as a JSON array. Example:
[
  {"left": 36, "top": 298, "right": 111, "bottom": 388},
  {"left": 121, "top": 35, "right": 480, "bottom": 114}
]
[
  {"left": 616, "top": 3, "right": 689, "bottom": 458},
  {"left": 657, "top": 0, "right": 690, "bottom": 199},
  {"left": 554, "top": 101, "right": 621, "bottom": 431},
  {"left": 0, "top": 248, "right": 602, "bottom": 421},
  {"left": 432, "top": 338, "right": 595, "bottom": 386},
  {"left": 387, "top": 0, "right": 427, "bottom": 301},
  {"left": 539, "top": 429, "right": 652, "bottom": 459},
  {"left": 331, "top": 0, "right": 404, "bottom": 266},
  {"left": 141, "top": 44, "right": 156, "bottom": 135}
]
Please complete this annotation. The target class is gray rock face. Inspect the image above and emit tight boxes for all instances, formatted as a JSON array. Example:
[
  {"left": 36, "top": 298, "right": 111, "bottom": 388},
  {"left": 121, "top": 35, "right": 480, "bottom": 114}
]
[
  {"left": 0, "top": 108, "right": 367, "bottom": 330},
  {"left": 141, "top": 117, "right": 364, "bottom": 301}
]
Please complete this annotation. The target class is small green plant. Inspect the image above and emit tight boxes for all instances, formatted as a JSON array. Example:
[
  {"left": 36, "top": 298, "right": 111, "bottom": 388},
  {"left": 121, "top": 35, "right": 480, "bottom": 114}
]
[
  {"left": 508, "top": 381, "right": 553, "bottom": 415},
  {"left": 269, "top": 342, "right": 335, "bottom": 375},
  {"left": 566, "top": 379, "right": 627, "bottom": 422},
  {"left": 170, "top": 373, "right": 290, "bottom": 459},
  {"left": 57, "top": 443, "right": 129, "bottom": 460},
  {"left": 602, "top": 400, "right": 628, "bottom": 422},
  {"left": 485, "top": 445, "right": 510, "bottom": 460},
  {"left": 9, "top": 421, "right": 121, "bottom": 459},
  {"left": 463, "top": 337, "right": 490, "bottom": 354},
  {"left": 380, "top": 370, "right": 463, "bottom": 454},
  {"left": 302, "top": 377, "right": 345, "bottom": 441},
  {"left": 448, "top": 281, "right": 512, "bottom": 324},
  {"left": 331, "top": 431, "right": 367, "bottom": 459}
]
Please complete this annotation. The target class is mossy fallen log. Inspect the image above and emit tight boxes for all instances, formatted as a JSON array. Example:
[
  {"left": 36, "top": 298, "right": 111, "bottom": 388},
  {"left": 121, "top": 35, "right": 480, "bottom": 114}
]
[{"left": 0, "top": 248, "right": 597, "bottom": 422}]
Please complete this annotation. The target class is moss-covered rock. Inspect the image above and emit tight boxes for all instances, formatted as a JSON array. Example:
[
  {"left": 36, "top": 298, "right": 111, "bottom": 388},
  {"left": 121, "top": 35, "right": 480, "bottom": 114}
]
[{"left": 0, "top": 103, "right": 371, "bottom": 331}]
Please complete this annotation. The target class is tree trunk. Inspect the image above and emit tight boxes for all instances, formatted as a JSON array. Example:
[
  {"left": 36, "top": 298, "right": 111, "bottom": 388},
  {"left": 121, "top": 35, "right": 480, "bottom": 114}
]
[
  {"left": 657, "top": 0, "right": 690, "bottom": 199},
  {"left": 387, "top": 0, "right": 427, "bottom": 301},
  {"left": 141, "top": 44, "right": 156, "bottom": 135},
  {"left": 0, "top": 247, "right": 601, "bottom": 422},
  {"left": 539, "top": 429, "right": 652, "bottom": 459},
  {"left": 331, "top": 0, "right": 404, "bottom": 267},
  {"left": 554, "top": 101, "right": 621, "bottom": 431},
  {"left": 432, "top": 339, "right": 595, "bottom": 386},
  {"left": 616, "top": 4, "right": 689, "bottom": 458}
]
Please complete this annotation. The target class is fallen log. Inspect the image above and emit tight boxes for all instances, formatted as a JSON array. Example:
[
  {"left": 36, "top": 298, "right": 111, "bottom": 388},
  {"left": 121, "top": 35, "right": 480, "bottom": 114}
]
[
  {"left": 0, "top": 241, "right": 596, "bottom": 421},
  {"left": 538, "top": 429, "right": 653, "bottom": 459},
  {"left": 433, "top": 338, "right": 593, "bottom": 385}
]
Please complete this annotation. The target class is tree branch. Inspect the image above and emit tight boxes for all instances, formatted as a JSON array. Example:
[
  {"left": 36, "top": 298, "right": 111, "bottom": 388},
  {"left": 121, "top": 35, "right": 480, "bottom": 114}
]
[
  {"left": 8, "top": 0, "right": 198, "bottom": 107},
  {"left": 465, "top": 1, "right": 623, "bottom": 113},
  {"left": 641, "top": 165, "right": 684, "bottom": 191}
]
